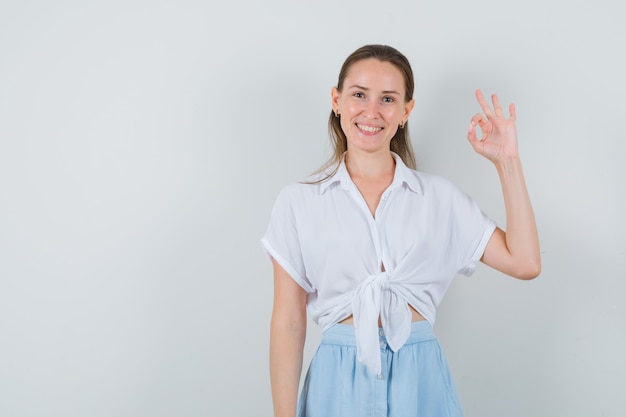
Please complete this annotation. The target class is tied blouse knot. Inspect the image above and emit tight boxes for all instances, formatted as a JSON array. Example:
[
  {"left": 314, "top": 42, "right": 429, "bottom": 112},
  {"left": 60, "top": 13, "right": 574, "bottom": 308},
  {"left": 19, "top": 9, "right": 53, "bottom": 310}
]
[{"left": 352, "top": 269, "right": 413, "bottom": 375}]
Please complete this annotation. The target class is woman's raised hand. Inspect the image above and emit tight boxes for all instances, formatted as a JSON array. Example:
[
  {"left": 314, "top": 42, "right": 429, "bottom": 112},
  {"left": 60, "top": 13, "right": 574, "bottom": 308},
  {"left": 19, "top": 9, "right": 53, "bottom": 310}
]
[{"left": 468, "top": 89, "right": 519, "bottom": 163}]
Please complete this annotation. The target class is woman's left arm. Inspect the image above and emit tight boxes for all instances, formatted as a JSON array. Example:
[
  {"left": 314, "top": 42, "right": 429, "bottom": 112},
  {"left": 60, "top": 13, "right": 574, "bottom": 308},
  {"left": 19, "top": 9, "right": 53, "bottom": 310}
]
[{"left": 468, "top": 89, "right": 541, "bottom": 280}]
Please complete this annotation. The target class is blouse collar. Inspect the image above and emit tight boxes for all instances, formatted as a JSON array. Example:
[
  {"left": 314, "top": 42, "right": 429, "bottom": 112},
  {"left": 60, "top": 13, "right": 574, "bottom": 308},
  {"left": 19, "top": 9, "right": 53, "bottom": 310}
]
[{"left": 319, "top": 152, "right": 423, "bottom": 195}]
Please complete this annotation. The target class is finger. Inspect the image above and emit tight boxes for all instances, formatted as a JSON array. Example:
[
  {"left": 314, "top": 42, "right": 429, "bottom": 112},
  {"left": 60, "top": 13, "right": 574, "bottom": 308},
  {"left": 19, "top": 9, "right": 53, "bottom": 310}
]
[
  {"left": 492, "top": 94, "right": 503, "bottom": 117},
  {"left": 509, "top": 103, "right": 516, "bottom": 120},
  {"left": 469, "top": 115, "right": 486, "bottom": 140},
  {"left": 467, "top": 120, "right": 483, "bottom": 152},
  {"left": 468, "top": 120, "right": 475, "bottom": 137},
  {"left": 472, "top": 113, "right": 488, "bottom": 129},
  {"left": 467, "top": 120, "right": 478, "bottom": 142},
  {"left": 475, "top": 89, "right": 495, "bottom": 118}
]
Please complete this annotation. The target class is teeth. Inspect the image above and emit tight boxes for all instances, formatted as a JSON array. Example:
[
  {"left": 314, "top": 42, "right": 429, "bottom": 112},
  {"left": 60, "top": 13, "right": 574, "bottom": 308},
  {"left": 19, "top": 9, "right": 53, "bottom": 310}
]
[{"left": 357, "top": 124, "right": 382, "bottom": 133}]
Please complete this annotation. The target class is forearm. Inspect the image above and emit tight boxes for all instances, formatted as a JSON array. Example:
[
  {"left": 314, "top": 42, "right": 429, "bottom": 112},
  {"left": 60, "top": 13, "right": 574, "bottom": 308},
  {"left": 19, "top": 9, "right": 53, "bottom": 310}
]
[
  {"left": 270, "top": 316, "right": 306, "bottom": 417},
  {"left": 494, "top": 156, "right": 541, "bottom": 278}
]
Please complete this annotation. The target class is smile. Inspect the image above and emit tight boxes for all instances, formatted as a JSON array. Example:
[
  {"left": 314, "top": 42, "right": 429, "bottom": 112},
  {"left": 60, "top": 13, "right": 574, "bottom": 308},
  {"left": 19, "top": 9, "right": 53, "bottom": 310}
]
[{"left": 356, "top": 124, "right": 383, "bottom": 133}]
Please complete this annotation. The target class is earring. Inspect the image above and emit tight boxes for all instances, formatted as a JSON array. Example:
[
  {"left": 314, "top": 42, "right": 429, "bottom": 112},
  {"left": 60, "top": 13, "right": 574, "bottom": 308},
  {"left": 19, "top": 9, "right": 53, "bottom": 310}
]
[
  {"left": 334, "top": 109, "right": 340, "bottom": 118},
  {"left": 400, "top": 121, "right": 405, "bottom": 129}
]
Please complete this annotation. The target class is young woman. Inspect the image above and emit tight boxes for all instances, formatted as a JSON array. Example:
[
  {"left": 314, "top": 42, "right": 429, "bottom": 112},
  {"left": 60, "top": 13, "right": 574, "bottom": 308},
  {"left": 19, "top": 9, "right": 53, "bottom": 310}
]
[{"left": 262, "top": 44, "right": 540, "bottom": 417}]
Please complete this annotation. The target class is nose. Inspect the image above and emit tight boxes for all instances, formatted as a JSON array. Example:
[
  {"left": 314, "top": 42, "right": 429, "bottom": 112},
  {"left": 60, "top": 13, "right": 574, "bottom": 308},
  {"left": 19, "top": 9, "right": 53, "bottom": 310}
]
[{"left": 363, "top": 98, "right": 380, "bottom": 119}]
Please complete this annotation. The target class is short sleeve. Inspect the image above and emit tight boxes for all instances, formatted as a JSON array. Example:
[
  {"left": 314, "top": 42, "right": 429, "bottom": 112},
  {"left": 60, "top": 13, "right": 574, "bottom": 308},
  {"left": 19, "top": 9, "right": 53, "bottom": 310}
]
[
  {"left": 450, "top": 187, "right": 497, "bottom": 277},
  {"left": 261, "top": 186, "right": 315, "bottom": 293},
  {"left": 457, "top": 218, "right": 497, "bottom": 276}
]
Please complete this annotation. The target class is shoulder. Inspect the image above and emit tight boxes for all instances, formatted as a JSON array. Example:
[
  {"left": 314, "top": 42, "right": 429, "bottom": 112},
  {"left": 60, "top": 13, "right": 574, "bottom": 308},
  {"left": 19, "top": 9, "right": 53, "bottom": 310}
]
[
  {"left": 279, "top": 178, "right": 320, "bottom": 197},
  {"left": 276, "top": 165, "right": 342, "bottom": 198},
  {"left": 406, "top": 168, "right": 465, "bottom": 197},
  {"left": 272, "top": 177, "right": 322, "bottom": 209}
]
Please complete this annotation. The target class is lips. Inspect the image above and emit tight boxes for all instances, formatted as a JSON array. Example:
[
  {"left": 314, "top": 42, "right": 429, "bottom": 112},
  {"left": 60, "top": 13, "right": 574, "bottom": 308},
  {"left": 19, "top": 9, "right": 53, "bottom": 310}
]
[{"left": 356, "top": 123, "right": 383, "bottom": 134}]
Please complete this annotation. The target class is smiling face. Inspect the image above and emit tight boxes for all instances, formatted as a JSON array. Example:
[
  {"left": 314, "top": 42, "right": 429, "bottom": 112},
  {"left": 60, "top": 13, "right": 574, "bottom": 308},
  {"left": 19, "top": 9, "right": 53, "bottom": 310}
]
[{"left": 332, "top": 58, "right": 414, "bottom": 157}]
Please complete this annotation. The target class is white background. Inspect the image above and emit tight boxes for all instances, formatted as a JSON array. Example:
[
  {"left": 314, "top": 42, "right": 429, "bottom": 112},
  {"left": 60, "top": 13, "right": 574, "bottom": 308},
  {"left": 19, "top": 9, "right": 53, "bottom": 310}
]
[{"left": 1, "top": 1, "right": 624, "bottom": 416}]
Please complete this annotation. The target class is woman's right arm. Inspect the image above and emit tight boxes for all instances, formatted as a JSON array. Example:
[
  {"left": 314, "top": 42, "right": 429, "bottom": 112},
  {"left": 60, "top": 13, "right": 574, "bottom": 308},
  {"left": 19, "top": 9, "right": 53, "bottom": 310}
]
[{"left": 270, "top": 258, "right": 308, "bottom": 417}]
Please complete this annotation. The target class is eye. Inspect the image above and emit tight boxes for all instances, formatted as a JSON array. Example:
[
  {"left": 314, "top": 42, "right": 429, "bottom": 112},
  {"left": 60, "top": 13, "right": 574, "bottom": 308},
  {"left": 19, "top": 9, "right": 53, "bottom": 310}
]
[
  {"left": 353, "top": 92, "right": 365, "bottom": 99},
  {"left": 382, "top": 96, "right": 395, "bottom": 103}
]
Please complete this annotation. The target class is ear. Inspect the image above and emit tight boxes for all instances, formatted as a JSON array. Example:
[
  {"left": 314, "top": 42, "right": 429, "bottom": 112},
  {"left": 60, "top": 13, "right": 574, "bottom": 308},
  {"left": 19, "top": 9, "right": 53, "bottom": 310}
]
[
  {"left": 331, "top": 86, "right": 341, "bottom": 111},
  {"left": 403, "top": 98, "right": 415, "bottom": 120}
]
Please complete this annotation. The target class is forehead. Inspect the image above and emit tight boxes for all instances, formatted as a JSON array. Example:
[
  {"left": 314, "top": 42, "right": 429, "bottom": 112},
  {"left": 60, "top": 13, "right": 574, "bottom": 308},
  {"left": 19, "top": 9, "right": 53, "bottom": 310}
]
[{"left": 344, "top": 58, "right": 405, "bottom": 92}]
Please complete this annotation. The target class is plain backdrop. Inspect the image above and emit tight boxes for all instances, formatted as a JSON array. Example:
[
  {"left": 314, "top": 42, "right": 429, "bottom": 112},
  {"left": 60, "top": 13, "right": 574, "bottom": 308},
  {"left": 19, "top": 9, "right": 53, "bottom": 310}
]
[{"left": 1, "top": 0, "right": 625, "bottom": 416}]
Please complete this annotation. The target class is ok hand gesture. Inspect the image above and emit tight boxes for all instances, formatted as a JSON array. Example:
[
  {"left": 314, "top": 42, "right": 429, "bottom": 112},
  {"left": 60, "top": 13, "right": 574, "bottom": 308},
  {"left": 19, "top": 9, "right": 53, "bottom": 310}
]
[{"left": 468, "top": 89, "right": 519, "bottom": 164}]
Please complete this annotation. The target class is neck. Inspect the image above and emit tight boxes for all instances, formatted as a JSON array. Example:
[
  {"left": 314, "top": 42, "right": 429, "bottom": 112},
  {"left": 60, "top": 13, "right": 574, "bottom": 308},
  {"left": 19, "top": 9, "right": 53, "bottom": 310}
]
[{"left": 345, "top": 149, "right": 395, "bottom": 180}]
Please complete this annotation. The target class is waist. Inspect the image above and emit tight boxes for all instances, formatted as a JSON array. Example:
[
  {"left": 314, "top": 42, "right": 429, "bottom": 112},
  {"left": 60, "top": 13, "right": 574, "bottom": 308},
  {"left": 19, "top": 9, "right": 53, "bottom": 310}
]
[
  {"left": 321, "top": 320, "right": 435, "bottom": 346},
  {"left": 338, "top": 304, "right": 426, "bottom": 325}
]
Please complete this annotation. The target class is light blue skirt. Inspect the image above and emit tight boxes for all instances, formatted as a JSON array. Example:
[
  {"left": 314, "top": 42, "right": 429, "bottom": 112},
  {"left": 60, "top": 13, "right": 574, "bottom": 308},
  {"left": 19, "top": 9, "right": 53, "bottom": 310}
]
[{"left": 298, "top": 321, "right": 464, "bottom": 417}]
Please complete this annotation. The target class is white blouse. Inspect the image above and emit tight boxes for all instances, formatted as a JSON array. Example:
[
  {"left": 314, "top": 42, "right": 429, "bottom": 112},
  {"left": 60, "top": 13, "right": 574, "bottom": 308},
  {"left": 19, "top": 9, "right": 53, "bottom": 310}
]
[{"left": 262, "top": 153, "right": 496, "bottom": 375}]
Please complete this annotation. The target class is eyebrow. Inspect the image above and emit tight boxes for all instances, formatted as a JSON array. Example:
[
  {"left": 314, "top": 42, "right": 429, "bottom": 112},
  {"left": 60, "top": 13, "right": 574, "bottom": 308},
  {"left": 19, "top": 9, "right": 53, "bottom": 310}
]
[{"left": 347, "top": 84, "right": 401, "bottom": 95}]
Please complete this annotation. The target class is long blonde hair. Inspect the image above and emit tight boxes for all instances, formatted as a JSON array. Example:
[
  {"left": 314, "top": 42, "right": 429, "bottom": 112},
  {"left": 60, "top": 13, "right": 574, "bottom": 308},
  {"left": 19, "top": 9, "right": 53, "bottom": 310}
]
[{"left": 313, "top": 44, "right": 417, "bottom": 181}]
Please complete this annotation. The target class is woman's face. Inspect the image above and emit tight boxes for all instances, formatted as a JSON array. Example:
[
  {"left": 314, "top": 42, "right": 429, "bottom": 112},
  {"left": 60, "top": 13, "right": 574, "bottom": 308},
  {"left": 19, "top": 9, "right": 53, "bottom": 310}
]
[{"left": 332, "top": 58, "right": 414, "bottom": 156}]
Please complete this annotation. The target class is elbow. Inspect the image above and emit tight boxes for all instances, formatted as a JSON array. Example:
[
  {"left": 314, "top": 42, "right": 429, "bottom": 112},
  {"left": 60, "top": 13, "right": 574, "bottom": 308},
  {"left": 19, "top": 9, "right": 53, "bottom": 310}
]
[
  {"left": 270, "top": 309, "right": 307, "bottom": 336},
  {"left": 271, "top": 317, "right": 307, "bottom": 335},
  {"left": 270, "top": 316, "right": 307, "bottom": 352},
  {"left": 515, "top": 258, "right": 542, "bottom": 280}
]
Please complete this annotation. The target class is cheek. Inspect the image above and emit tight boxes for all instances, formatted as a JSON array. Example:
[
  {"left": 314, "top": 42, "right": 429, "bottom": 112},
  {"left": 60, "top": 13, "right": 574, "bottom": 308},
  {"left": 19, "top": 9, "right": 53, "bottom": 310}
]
[
  {"left": 385, "top": 106, "right": 404, "bottom": 120},
  {"left": 343, "top": 100, "right": 363, "bottom": 115},
  {"left": 340, "top": 117, "right": 354, "bottom": 134},
  {"left": 386, "top": 125, "right": 399, "bottom": 139}
]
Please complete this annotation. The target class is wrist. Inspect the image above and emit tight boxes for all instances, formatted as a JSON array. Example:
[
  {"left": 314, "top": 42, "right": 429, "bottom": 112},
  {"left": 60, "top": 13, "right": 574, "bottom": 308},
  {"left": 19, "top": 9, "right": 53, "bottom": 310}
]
[{"left": 493, "top": 154, "right": 522, "bottom": 170}]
